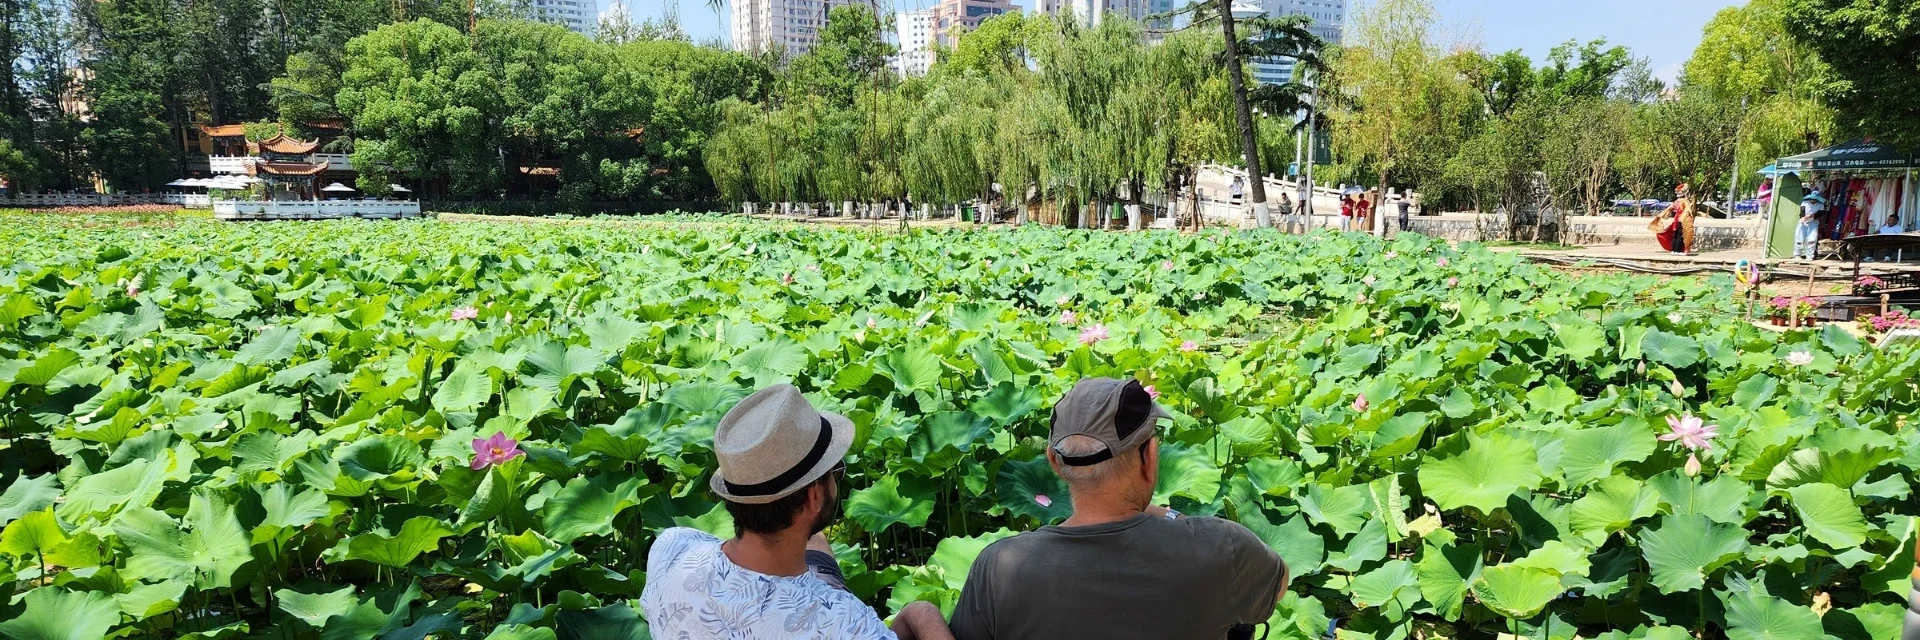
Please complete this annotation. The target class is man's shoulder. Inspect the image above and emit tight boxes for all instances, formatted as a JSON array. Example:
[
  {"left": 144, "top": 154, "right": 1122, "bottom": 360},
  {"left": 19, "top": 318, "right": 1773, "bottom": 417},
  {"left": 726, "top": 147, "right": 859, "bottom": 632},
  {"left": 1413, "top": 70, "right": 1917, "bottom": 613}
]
[
  {"left": 651, "top": 526, "right": 720, "bottom": 550},
  {"left": 646, "top": 527, "right": 720, "bottom": 571},
  {"left": 1177, "top": 515, "right": 1264, "bottom": 544}
]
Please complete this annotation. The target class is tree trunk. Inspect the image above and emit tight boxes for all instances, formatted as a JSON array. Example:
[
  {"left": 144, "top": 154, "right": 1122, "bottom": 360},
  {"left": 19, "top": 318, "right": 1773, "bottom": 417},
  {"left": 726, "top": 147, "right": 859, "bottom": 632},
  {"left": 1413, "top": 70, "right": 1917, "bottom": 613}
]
[{"left": 1219, "top": 0, "right": 1268, "bottom": 227}]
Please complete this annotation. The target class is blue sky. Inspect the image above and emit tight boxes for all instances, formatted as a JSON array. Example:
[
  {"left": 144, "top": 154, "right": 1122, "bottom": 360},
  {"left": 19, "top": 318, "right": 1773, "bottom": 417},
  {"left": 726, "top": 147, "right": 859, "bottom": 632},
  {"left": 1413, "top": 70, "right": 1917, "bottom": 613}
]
[{"left": 634, "top": 0, "right": 1744, "bottom": 85}]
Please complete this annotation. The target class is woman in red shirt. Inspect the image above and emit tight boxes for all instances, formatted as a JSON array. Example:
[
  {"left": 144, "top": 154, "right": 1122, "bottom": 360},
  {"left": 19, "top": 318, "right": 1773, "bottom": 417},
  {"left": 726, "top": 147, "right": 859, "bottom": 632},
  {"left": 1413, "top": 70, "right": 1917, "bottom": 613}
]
[{"left": 1340, "top": 196, "right": 1354, "bottom": 232}]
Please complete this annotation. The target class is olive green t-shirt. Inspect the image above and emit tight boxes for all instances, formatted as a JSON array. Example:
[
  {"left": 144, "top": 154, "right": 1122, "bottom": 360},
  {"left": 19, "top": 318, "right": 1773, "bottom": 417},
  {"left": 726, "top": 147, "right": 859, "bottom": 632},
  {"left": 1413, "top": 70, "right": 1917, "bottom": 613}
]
[{"left": 948, "top": 513, "right": 1287, "bottom": 640}]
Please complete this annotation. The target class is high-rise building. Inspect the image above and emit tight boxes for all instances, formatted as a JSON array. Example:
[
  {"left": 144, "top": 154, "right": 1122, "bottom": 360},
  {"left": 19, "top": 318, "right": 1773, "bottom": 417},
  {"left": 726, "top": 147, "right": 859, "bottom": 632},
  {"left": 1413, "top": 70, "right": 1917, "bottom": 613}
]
[
  {"left": 1142, "top": 0, "right": 1180, "bottom": 31},
  {"left": 1038, "top": 0, "right": 1149, "bottom": 27},
  {"left": 931, "top": 0, "right": 1016, "bottom": 47},
  {"left": 1248, "top": 0, "right": 1345, "bottom": 85},
  {"left": 530, "top": 0, "right": 596, "bottom": 34},
  {"left": 894, "top": 9, "right": 937, "bottom": 76},
  {"left": 731, "top": 0, "right": 859, "bottom": 56}
]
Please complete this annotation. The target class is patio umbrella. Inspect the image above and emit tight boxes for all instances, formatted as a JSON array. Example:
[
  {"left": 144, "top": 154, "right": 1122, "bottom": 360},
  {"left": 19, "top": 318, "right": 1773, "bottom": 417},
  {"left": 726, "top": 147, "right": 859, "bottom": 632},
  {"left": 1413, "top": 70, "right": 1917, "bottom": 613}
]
[
  {"left": 388, "top": 184, "right": 411, "bottom": 193},
  {"left": 321, "top": 182, "right": 356, "bottom": 192},
  {"left": 166, "top": 179, "right": 189, "bottom": 187}
]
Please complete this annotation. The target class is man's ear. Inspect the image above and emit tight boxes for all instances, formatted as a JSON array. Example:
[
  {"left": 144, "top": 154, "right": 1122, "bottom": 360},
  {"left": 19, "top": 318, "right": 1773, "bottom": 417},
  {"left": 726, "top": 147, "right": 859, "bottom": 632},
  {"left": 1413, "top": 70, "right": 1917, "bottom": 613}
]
[
  {"left": 806, "top": 480, "right": 828, "bottom": 514},
  {"left": 1045, "top": 447, "right": 1062, "bottom": 474},
  {"left": 1140, "top": 438, "right": 1160, "bottom": 483}
]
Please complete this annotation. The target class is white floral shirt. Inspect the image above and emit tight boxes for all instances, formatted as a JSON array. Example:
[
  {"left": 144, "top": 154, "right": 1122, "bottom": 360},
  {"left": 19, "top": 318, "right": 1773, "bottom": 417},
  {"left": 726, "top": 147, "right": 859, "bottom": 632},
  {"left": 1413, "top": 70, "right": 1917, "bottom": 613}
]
[{"left": 641, "top": 528, "right": 896, "bottom": 640}]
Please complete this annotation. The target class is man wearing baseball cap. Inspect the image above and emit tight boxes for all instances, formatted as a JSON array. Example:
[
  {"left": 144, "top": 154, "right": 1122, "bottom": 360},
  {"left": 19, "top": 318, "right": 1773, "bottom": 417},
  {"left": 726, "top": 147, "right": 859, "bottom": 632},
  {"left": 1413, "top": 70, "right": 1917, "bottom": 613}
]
[
  {"left": 641, "top": 384, "right": 954, "bottom": 639},
  {"left": 948, "top": 378, "right": 1290, "bottom": 639}
]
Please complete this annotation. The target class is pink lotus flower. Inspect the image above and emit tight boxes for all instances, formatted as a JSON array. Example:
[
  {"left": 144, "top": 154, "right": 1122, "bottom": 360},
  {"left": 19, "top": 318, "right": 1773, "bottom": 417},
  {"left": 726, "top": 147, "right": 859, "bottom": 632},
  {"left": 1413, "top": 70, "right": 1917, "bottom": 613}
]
[
  {"left": 867, "top": 316, "right": 878, "bottom": 329},
  {"left": 470, "top": 432, "right": 525, "bottom": 470},
  {"left": 1179, "top": 340, "right": 1199, "bottom": 352},
  {"left": 1669, "top": 379, "right": 1687, "bottom": 398},
  {"left": 125, "top": 275, "right": 142, "bottom": 298},
  {"left": 450, "top": 306, "right": 479, "bottom": 321},
  {"left": 1785, "top": 350, "right": 1814, "bottom": 367},
  {"left": 852, "top": 330, "right": 866, "bottom": 342},
  {"left": 503, "top": 312, "right": 514, "bottom": 324},
  {"left": 1437, "top": 257, "right": 1449, "bottom": 267},
  {"left": 1143, "top": 384, "right": 1160, "bottom": 399},
  {"left": 1352, "top": 394, "right": 1369, "bottom": 413},
  {"left": 780, "top": 273, "right": 795, "bottom": 285},
  {"left": 1161, "top": 260, "right": 1175, "bottom": 270},
  {"left": 1684, "top": 453, "right": 1703, "bottom": 477},
  {"left": 1356, "top": 293, "right": 1368, "bottom": 303},
  {"left": 806, "top": 264, "right": 820, "bottom": 272},
  {"left": 1079, "top": 324, "right": 1109, "bottom": 345},
  {"left": 1659, "top": 414, "right": 1718, "bottom": 452},
  {"left": 1446, "top": 277, "right": 1459, "bottom": 287},
  {"left": 1034, "top": 494, "right": 1052, "bottom": 508},
  {"left": 1056, "top": 295, "right": 1073, "bottom": 306},
  {"left": 1191, "top": 292, "right": 1205, "bottom": 300},
  {"left": 1059, "top": 310, "right": 1077, "bottom": 326},
  {"left": 1362, "top": 275, "right": 1376, "bottom": 286},
  {"left": 1667, "top": 312, "right": 1683, "bottom": 323},
  {"left": 1384, "top": 251, "right": 1398, "bottom": 259}
]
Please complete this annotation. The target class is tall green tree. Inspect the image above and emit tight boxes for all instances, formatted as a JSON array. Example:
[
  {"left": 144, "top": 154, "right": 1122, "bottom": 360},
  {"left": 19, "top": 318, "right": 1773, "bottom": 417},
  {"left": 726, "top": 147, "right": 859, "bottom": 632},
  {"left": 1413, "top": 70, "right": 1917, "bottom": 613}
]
[
  {"left": 1782, "top": 0, "right": 1919, "bottom": 146},
  {"left": 620, "top": 36, "right": 772, "bottom": 200},
  {"left": 78, "top": 0, "right": 183, "bottom": 191},
  {"left": 336, "top": 19, "right": 497, "bottom": 196},
  {"left": 784, "top": 4, "right": 894, "bottom": 108},
  {"left": 1688, "top": 0, "right": 1833, "bottom": 186},
  {"left": 1328, "top": 0, "right": 1479, "bottom": 228}
]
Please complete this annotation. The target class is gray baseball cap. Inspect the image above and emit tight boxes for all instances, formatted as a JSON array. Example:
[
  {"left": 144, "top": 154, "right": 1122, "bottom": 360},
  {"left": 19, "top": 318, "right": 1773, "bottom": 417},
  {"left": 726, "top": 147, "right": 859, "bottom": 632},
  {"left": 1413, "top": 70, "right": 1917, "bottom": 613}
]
[{"left": 1049, "top": 378, "right": 1172, "bottom": 466}]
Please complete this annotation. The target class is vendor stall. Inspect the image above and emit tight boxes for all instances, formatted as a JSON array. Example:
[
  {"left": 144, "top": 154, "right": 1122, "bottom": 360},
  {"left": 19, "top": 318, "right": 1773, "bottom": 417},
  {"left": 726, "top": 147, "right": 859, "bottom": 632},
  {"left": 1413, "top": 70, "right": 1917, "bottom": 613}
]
[{"left": 1766, "top": 139, "right": 1919, "bottom": 259}]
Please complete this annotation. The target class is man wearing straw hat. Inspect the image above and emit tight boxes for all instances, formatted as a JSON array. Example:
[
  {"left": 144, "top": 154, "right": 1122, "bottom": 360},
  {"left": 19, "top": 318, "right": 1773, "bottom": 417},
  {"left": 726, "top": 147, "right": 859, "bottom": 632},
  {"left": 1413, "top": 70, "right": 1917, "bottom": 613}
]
[
  {"left": 641, "top": 384, "right": 954, "bottom": 639},
  {"left": 947, "top": 378, "right": 1290, "bottom": 640}
]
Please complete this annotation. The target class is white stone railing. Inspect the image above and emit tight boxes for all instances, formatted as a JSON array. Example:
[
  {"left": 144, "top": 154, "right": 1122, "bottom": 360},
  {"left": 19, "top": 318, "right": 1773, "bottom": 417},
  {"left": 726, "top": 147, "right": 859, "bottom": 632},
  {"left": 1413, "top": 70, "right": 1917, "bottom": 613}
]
[
  {"left": 209, "top": 156, "right": 251, "bottom": 174},
  {"left": 212, "top": 199, "right": 421, "bottom": 220},
  {"left": 5, "top": 193, "right": 183, "bottom": 207},
  {"left": 206, "top": 154, "right": 352, "bottom": 173}
]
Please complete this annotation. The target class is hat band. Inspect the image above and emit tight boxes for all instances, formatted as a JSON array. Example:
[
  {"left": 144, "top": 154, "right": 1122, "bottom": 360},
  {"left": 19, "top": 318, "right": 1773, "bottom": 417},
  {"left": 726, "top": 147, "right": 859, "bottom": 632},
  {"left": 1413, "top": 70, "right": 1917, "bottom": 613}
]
[
  {"left": 723, "top": 417, "right": 833, "bottom": 498},
  {"left": 1055, "top": 445, "right": 1113, "bottom": 467}
]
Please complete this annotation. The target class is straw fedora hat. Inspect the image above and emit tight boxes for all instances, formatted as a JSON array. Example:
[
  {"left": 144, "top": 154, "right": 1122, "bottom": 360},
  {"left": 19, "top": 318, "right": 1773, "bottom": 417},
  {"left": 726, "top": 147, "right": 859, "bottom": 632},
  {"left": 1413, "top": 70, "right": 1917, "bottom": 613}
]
[{"left": 709, "top": 384, "right": 856, "bottom": 505}]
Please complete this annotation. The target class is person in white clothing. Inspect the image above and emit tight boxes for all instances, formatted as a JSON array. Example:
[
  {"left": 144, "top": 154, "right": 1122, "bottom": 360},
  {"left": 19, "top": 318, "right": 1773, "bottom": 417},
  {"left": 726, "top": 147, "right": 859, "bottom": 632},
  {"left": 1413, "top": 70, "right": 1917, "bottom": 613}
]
[
  {"left": 641, "top": 384, "right": 953, "bottom": 639},
  {"left": 1795, "top": 193, "right": 1825, "bottom": 260}
]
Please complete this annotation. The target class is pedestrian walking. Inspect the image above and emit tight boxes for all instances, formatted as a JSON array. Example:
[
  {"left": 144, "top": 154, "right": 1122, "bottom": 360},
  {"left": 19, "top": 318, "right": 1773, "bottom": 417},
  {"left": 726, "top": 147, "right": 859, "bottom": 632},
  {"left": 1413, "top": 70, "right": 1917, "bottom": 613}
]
[{"left": 1393, "top": 193, "right": 1411, "bottom": 233}]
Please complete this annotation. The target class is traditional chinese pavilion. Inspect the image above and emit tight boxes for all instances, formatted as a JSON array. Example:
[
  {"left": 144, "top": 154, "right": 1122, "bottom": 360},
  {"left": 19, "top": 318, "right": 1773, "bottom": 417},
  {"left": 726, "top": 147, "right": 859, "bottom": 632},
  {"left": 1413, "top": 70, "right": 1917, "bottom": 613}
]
[{"left": 246, "top": 135, "right": 342, "bottom": 200}]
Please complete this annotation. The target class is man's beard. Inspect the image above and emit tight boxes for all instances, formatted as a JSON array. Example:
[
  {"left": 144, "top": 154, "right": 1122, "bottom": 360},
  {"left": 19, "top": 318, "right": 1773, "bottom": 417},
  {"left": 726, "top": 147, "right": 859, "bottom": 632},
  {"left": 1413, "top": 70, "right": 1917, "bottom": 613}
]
[{"left": 808, "top": 486, "right": 841, "bottom": 535}]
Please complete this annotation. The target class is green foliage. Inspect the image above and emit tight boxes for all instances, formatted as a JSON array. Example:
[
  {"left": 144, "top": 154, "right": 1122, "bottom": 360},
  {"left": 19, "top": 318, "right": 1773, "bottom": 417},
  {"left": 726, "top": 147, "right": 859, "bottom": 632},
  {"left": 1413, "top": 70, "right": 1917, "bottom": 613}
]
[
  {"left": 1782, "top": 0, "right": 1920, "bottom": 146},
  {"left": 2, "top": 213, "right": 1917, "bottom": 638}
]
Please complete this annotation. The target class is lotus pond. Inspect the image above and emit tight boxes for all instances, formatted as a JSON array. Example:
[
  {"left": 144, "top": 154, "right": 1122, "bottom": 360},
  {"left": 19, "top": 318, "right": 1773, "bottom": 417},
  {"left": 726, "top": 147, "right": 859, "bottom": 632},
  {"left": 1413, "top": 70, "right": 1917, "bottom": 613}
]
[{"left": 0, "top": 213, "right": 1916, "bottom": 639}]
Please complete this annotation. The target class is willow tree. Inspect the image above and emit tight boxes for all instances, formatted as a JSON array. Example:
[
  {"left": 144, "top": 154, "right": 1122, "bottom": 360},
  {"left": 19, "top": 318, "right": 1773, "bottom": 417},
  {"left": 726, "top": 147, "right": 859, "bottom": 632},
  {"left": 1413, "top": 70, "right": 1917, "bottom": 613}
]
[
  {"left": 902, "top": 75, "right": 1001, "bottom": 216},
  {"left": 1025, "top": 15, "right": 1160, "bottom": 228},
  {"left": 1146, "top": 28, "right": 1235, "bottom": 230}
]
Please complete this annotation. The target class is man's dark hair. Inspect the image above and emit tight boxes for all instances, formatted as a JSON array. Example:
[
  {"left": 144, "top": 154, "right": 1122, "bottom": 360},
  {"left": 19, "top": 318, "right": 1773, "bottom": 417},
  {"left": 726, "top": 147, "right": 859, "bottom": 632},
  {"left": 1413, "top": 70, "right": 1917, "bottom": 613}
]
[{"left": 726, "top": 473, "right": 837, "bottom": 536}]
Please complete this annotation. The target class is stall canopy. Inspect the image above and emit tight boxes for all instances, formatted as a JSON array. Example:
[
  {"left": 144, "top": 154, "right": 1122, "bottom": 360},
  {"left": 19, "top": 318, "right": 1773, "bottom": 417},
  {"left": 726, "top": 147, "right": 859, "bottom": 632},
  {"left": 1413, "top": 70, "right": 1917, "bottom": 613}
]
[{"left": 1776, "top": 139, "right": 1917, "bottom": 172}]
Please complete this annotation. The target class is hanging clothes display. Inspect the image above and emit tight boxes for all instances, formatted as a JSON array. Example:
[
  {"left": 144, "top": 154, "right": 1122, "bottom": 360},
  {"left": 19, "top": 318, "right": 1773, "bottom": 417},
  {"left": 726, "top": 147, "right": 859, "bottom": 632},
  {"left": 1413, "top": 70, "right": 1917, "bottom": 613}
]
[{"left": 1896, "top": 174, "right": 1912, "bottom": 231}]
